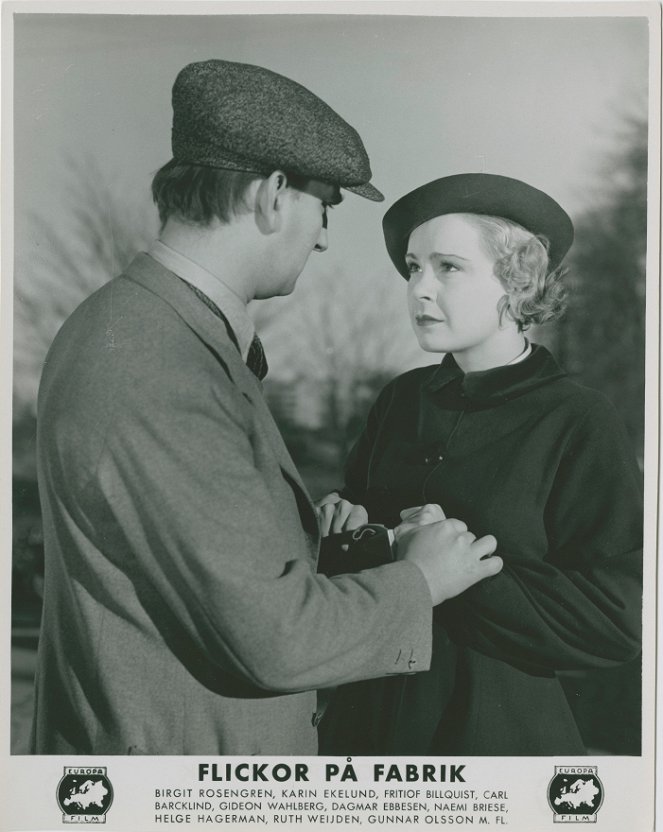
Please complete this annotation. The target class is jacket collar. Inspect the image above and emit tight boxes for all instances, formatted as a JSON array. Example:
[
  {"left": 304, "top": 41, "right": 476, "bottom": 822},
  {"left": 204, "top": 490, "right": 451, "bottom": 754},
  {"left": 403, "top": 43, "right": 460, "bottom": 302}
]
[
  {"left": 124, "top": 253, "right": 250, "bottom": 374},
  {"left": 424, "top": 343, "right": 567, "bottom": 403},
  {"left": 148, "top": 240, "right": 256, "bottom": 360},
  {"left": 122, "top": 254, "right": 318, "bottom": 535}
]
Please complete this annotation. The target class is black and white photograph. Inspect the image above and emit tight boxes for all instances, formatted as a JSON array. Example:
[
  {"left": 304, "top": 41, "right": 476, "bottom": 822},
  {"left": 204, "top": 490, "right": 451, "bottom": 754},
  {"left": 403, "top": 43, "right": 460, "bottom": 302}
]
[{"left": 3, "top": 2, "right": 660, "bottom": 830}]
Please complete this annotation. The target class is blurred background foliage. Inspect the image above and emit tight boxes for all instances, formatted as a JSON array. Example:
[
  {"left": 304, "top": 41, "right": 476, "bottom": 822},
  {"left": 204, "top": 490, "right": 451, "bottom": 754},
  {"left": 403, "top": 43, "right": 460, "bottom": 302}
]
[
  {"left": 12, "top": 113, "right": 648, "bottom": 754},
  {"left": 554, "top": 112, "right": 648, "bottom": 463}
]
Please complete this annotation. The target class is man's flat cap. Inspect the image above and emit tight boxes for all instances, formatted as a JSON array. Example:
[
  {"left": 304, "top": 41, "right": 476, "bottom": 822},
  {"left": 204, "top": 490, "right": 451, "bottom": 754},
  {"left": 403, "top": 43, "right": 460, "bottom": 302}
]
[
  {"left": 171, "top": 59, "right": 383, "bottom": 201},
  {"left": 383, "top": 173, "right": 574, "bottom": 278}
]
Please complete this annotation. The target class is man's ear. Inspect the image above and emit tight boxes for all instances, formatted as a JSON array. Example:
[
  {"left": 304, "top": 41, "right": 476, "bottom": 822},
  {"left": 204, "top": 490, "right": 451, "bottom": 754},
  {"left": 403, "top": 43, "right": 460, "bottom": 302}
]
[{"left": 254, "top": 170, "right": 290, "bottom": 234}]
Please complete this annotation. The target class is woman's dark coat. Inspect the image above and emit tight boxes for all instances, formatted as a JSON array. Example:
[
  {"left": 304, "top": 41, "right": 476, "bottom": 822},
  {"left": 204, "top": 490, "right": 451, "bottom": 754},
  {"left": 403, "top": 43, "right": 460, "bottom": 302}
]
[{"left": 319, "top": 345, "right": 642, "bottom": 756}]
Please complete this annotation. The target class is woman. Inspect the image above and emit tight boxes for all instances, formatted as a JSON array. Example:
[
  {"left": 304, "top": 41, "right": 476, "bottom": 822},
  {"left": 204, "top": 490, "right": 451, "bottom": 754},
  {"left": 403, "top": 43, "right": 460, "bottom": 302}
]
[{"left": 317, "top": 173, "right": 643, "bottom": 756}]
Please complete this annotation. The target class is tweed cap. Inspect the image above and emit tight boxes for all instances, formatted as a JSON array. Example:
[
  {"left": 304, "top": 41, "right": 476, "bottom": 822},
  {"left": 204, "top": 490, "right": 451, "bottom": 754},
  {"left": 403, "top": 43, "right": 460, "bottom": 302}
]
[
  {"left": 171, "top": 59, "right": 383, "bottom": 201},
  {"left": 383, "top": 173, "right": 574, "bottom": 278}
]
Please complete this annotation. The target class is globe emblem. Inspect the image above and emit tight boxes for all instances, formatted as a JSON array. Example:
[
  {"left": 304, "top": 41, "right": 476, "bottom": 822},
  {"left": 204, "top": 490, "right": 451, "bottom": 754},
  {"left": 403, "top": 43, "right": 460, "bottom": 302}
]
[
  {"left": 547, "top": 770, "right": 603, "bottom": 817},
  {"left": 57, "top": 769, "right": 114, "bottom": 821}
]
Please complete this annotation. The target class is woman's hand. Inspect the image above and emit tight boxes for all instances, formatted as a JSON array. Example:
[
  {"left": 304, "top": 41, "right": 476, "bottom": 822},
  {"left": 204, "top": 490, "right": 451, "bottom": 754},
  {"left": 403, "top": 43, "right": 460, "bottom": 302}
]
[
  {"left": 315, "top": 492, "right": 369, "bottom": 537},
  {"left": 395, "top": 504, "right": 447, "bottom": 537}
]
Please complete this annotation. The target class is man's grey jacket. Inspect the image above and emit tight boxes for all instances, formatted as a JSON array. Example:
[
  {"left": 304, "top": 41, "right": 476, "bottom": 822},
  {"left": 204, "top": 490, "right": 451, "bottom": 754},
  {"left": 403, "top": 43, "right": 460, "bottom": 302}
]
[{"left": 30, "top": 253, "right": 432, "bottom": 755}]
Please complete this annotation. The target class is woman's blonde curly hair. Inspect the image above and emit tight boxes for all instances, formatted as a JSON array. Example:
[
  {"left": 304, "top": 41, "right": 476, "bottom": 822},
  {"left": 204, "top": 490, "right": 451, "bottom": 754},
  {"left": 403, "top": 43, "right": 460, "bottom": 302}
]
[{"left": 463, "top": 213, "right": 567, "bottom": 331}]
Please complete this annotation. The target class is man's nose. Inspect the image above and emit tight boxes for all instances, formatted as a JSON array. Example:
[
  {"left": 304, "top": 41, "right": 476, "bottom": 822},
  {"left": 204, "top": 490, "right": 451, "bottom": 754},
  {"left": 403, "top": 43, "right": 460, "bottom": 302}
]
[{"left": 314, "top": 226, "right": 328, "bottom": 253}]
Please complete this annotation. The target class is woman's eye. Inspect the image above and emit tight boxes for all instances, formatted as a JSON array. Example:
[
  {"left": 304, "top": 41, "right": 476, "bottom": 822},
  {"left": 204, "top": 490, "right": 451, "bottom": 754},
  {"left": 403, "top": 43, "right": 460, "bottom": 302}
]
[
  {"left": 439, "top": 261, "right": 459, "bottom": 273},
  {"left": 406, "top": 261, "right": 420, "bottom": 274}
]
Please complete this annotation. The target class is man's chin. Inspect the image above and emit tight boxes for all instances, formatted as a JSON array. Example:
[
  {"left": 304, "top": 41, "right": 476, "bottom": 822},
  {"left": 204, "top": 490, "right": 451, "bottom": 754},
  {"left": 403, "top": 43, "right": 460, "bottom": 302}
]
[
  {"left": 254, "top": 285, "right": 294, "bottom": 301},
  {"left": 276, "top": 278, "right": 300, "bottom": 298}
]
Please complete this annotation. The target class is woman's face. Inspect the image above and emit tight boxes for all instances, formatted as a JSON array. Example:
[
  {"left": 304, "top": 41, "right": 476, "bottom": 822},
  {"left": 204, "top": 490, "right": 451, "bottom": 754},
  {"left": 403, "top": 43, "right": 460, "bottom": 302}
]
[{"left": 405, "top": 213, "right": 518, "bottom": 369}]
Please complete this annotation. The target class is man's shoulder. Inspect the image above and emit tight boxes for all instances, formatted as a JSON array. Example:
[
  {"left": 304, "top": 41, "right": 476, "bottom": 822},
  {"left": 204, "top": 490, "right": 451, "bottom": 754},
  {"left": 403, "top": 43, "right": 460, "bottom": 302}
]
[
  {"left": 54, "top": 257, "right": 172, "bottom": 329},
  {"left": 49, "top": 271, "right": 184, "bottom": 358},
  {"left": 44, "top": 261, "right": 244, "bottom": 402},
  {"left": 52, "top": 256, "right": 235, "bottom": 357}
]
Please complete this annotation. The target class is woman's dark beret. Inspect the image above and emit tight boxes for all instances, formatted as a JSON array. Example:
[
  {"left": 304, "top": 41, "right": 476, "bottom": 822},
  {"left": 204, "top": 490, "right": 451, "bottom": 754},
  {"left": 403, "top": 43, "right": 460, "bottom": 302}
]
[
  {"left": 171, "top": 59, "right": 383, "bottom": 202},
  {"left": 383, "top": 173, "right": 574, "bottom": 278}
]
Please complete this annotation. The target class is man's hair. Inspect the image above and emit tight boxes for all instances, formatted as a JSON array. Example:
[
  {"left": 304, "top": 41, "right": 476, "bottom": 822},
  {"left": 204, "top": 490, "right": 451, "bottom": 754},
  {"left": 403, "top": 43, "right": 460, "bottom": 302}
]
[
  {"left": 463, "top": 213, "right": 567, "bottom": 331},
  {"left": 151, "top": 159, "right": 262, "bottom": 228}
]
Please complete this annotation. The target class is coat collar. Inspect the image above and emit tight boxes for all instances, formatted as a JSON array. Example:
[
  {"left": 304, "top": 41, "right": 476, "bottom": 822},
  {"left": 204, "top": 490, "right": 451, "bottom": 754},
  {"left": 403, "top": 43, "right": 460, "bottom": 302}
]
[
  {"left": 148, "top": 240, "right": 256, "bottom": 360},
  {"left": 424, "top": 343, "right": 567, "bottom": 404},
  {"left": 123, "top": 254, "right": 317, "bottom": 535},
  {"left": 125, "top": 253, "right": 251, "bottom": 377}
]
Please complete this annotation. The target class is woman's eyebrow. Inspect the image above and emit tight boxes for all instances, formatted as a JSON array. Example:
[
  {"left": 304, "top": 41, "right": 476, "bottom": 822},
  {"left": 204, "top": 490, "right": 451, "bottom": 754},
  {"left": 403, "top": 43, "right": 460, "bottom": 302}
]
[
  {"left": 431, "top": 251, "right": 470, "bottom": 261},
  {"left": 406, "top": 251, "right": 471, "bottom": 261}
]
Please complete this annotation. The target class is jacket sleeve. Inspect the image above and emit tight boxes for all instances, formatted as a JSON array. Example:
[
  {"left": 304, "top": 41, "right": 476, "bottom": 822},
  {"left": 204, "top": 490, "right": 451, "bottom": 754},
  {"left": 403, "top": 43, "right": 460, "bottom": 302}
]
[
  {"left": 438, "top": 399, "right": 643, "bottom": 673},
  {"left": 86, "top": 354, "right": 433, "bottom": 693}
]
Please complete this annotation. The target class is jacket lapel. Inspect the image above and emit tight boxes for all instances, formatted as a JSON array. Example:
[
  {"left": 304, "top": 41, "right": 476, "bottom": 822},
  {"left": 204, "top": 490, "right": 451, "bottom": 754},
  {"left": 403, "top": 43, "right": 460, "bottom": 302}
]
[{"left": 123, "top": 254, "right": 319, "bottom": 539}]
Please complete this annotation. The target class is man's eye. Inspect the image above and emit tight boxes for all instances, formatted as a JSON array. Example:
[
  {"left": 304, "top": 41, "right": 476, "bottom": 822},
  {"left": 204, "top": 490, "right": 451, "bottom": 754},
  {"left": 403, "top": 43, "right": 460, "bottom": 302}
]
[{"left": 322, "top": 203, "right": 334, "bottom": 229}]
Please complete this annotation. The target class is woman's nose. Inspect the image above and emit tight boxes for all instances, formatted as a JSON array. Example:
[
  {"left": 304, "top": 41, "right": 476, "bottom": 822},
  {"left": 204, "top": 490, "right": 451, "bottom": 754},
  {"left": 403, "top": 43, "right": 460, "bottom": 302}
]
[{"left": 411, "top": 266, "right": 437, "bottom": 300}]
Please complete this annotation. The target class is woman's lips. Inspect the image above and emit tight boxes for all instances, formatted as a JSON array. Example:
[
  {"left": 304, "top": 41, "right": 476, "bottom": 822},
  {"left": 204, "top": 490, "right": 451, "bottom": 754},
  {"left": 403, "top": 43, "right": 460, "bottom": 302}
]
[{"left": 415, "top": 313, "right": 444, "bottom": 326}]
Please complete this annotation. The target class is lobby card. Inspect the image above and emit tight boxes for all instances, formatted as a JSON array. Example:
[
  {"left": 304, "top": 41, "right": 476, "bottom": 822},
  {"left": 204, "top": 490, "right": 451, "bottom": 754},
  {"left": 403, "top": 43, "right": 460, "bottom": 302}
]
[{"left": 1, "top": 2, "right": 659, "bottom": 831}]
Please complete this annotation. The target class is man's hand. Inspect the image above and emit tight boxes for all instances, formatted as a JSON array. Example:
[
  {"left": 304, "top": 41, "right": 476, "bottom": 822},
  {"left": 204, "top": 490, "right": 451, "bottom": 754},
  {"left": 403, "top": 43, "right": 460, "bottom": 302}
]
[
  {"left": 315, "top": 492, "right": 368, "bottom": 537},
  {"left": 394, "top": 504, "right": 502, "bottom": 605}
]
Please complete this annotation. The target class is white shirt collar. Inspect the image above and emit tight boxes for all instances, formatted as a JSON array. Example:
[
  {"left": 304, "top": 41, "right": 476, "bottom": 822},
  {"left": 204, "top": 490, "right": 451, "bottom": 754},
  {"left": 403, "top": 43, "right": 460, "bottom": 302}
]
[
  {"left": 507, "top": 339, "right": 532, "bottom": 365},
  {"left": 148, "top": 239, "right": 255, "bottom": 360}
]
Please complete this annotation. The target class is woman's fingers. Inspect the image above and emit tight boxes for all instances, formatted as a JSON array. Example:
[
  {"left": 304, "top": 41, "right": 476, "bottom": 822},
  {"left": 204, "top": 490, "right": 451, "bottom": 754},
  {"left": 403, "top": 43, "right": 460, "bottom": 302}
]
[
  {"left": 314, "top": 492, "right": 342, "bottom": 510},
  {"left": 331, "top": 501, "right": 368, "bottom": 534},
  {"left": 316, "top": 497, "right": 369, "bottom": 536},
  {"left": 399, "top": 503, "right": 446, "bottom": 525},
  {"left": 315, "top": 492, "right": 343, "bottom": 536},
  {"left": 318, "top": 503, "right": 337, "bottom": 536}
]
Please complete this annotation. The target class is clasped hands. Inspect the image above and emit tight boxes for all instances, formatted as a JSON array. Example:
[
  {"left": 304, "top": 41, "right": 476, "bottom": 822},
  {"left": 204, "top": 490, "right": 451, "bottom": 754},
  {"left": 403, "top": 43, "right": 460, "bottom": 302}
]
[{"left": 314, "top": 493, "right": 502, "bottom": 605}]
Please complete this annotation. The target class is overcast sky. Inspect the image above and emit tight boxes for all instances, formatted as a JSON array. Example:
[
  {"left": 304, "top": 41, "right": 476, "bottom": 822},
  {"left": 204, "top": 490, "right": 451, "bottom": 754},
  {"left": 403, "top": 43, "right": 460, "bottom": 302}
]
[{"left": 12, "top": 7, "right": 651, "bottom": 386}]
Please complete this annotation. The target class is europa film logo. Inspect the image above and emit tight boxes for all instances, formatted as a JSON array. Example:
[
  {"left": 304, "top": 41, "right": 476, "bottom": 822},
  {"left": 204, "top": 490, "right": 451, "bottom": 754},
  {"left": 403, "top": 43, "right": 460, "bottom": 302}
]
[
  {"left": 547, "top": 766, "right": 604, "bottom": 823},
  {"left": 57, "top": 767, "right": 114, "bottom": 824}
]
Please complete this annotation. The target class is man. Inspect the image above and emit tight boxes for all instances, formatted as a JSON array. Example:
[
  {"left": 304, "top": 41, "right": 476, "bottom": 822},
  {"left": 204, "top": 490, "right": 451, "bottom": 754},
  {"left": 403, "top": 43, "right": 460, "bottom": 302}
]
[{"left": 30, "top": 59, "right": 501, "bottom": 755}]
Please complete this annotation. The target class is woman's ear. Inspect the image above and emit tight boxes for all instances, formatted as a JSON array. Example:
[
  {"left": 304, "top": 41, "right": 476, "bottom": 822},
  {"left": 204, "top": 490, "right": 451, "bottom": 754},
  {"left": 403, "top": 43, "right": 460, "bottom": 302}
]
[
  {"left": 497, "top": 294, "right": 514, "bottom": 327},
  {"left": 255, "top": 170, "right": 289, "bottom": 234}
]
